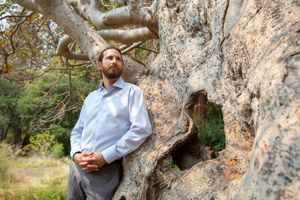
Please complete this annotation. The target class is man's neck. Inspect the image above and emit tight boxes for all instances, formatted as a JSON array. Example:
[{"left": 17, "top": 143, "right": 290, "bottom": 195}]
[{"left": 102, "top": 76, "right": 119, "bottom": 92}]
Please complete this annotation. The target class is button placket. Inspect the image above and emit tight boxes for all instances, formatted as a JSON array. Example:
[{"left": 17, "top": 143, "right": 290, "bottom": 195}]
[{"left": 91, "top": 91, "right": 105, "bottom": 152}]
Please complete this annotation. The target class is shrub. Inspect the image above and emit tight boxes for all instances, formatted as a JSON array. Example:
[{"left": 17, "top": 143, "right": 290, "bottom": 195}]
[
  {"left": 52, "top": 143, "right": 64, "bottom": 158},
  {"left": 196, "top": 103, "right": 226, "bottom": 153},
  {"left": 23, "top": 131, "right": 56, "bottom": 159}
]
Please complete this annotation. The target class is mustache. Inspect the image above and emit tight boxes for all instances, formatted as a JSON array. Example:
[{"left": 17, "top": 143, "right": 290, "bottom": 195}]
[{"left": 109, "top": 64, "right": 119, "bottom": 69}]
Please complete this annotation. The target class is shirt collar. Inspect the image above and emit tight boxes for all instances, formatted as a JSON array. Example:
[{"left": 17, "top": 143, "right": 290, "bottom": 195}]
[{"left": 97, "top": 77, "right": 124, "bottom": 92}]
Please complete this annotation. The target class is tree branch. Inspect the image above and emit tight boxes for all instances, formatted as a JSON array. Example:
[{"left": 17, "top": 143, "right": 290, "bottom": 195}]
[
  {"left": 138, "top": 46, "right": 159, "bottom": 54},
  {"left": 1, "top": 11, "right": 35, "bottom": 57},
  {"left": 122, "top": 41, "right": 145, "bottom": 54},
  {"left": 56, "top": 35, "right": 89, "bottom": 60},
  {"left": 56, "top": 28, "right": 158, "bottom": 60},
  {"left": 67, "top": 0, "right": 157, "bottom": 34},
  {"left": 14, "top": 0, "right": 108, "bottom": 67},
  {"left": 96, "top": 28, "right": 158, "bottom": 45}
]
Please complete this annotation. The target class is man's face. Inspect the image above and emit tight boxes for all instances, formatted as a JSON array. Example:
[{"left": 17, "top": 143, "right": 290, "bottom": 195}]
[{"left": 97, "top": 49, "right": 123, "bottom": 79}]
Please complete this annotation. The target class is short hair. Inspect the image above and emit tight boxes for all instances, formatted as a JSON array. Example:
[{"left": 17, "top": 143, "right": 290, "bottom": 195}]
[{"left": 98, "top": 46, "right": 123, "bottom": 64}]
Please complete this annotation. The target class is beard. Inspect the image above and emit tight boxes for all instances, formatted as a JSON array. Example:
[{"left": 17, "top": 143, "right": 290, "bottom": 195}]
[{"left": 102, "top": 64, "right": 122, "bottom": 79}]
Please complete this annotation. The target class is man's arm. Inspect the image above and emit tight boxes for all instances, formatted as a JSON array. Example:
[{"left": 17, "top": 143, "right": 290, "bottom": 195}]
[
  {"left": 70, "top": 102, "right": 86, "bottom": 159},
  {"left": 102, "top": 87, "right": 152, "bottom": 164}
]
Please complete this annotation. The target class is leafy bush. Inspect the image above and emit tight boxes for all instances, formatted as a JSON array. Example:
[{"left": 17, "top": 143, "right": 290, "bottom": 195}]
[
  {"left": 23, "top": 131, "right": 56, "bottom": 159},
  {"left": 52, "top": 143, "right": 64, "bottom": 158},
  {"left": 196, "top": 103, "right": 226, "bottom": 153}
]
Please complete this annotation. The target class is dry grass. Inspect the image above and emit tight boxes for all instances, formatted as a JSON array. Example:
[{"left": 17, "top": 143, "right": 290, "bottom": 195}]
[{"left": 0, "top": 156, "right": 71, "bottom": 200}]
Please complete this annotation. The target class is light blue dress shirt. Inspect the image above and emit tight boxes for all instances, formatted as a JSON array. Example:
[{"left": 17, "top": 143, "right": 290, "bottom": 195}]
[{"left": 70, "top": 77, "right": 152, "bottom": 164}]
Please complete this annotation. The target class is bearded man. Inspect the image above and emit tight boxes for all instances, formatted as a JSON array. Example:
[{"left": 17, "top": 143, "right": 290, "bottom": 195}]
[{"left": 67, "top": 47, "right": 152, "bottom": 200}]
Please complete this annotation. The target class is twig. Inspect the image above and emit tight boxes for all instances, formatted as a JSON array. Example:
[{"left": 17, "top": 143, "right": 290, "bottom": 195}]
[
  {"left": 121, "top": 41, "right": 145, "bottom": 54},
  {"left": 138, "top": 46, "right": 159, "bottom": 54}
]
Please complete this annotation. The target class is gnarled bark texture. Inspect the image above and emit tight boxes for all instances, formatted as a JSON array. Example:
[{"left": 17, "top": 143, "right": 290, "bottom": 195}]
[
  {"left": 13, "top": 0, "right": 300, "bottom": 199},
  {"left": 114, "top": 0, "right": 300, "bottom": 199}
]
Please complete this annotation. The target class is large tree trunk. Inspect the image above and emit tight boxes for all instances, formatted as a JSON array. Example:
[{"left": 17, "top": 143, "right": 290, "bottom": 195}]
[
  {"left": 12, "top": 0, "right": 300, "bottom": 199},
  {"left": 113, "top": 0, "right": 300, "bottom": 199}
]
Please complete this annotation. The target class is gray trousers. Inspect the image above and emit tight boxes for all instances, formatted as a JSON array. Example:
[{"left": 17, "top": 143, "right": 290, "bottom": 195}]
[{"left": 67, "top": 160, "right": 122, "bottom": 200}]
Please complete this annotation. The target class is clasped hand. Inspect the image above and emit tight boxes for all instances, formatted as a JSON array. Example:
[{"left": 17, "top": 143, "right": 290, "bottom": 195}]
[{"left": 74, "top": 152, "right": 107, "bottom": 173}]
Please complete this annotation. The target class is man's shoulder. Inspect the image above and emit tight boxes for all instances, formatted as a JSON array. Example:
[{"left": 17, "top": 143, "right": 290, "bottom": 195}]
[
  {"left": 83, "top": 90, "right": 99, "bottom": 102},
  {"left": 123, "top": 82, "right": 142, "bottom": 93}
]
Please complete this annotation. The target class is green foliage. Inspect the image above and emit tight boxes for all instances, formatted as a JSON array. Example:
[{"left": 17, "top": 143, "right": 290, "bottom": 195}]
[
  {"left": 196, "top": 103, "right": 226, "bottom": 153},
  {"left": 170, "top": 156, "right": 180, "bottom": 170},
  {"left": 52, "top": 143, "right": 64, "bottom": 158},
  {"left": 0, "top": 78, "right": 23, "bottom": 141},
  {"left": 16, "top": 69, "right": 100, "bottom": 154},
  {"left": 23, "top": 131, "right": 56, "bottom": 159}
]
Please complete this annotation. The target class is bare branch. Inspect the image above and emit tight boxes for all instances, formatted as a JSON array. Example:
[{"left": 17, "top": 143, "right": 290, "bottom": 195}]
[
  {"left": 96, "top": 28, "right": 158, "bottom": 45},
  {"left": 56, "top": 35, "right": 89, "bottom": 60},
  {"left": 138, "top": 46, "right": 159, "bottom": 54},
  {"left": 131, "top": 57, "right": 146, "bottom": 67},
  {"left": 70, "top": 0, "right": 157, "bottom": 33},
  {"left": 11, "top": 0, "right": 46, "bottom": 15},
  {"left": 122, "top": 41, "right": 145, "bottom": 54},
  {"left": 36, "top": 32, "right": 64, "bottom": 49},
  {"left": 65, "top": 59, "right": 91, "bottom": 67},
  {"left": 0, "top": 14, "right": 33, "bottom": 20},
  {"left": 56, "top": 28, "right": 158, "bottom": 60},
  {"left": 2, "top": 11, "right": 35, "bottom": 57}
]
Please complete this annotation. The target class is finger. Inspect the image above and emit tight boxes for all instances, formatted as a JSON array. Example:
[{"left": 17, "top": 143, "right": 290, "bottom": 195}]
[
  {"left": 86, "top": 164, "right": 98, "bottom": 169},
  {"left": 81, "top": 157, "right": 95, "bottom": 162},
  {"left": 81, "top": 164, "right": 98, "bottom": 169},
  {"left": 82, "top": 166, "right": 98, "bottom": 171},
  {"left": 87, "top": 168, "right": 98, "bottom": 173},
  {"left": 82, "top": 152, "right": 93, "bottom": 156},
  {"left": 79, "top": 162, "right": 89, "bottom": 167}
]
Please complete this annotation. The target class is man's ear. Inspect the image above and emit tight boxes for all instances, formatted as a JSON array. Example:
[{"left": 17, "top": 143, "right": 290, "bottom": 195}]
[{"left": 97, "top": 62, "right": 102, "bottom": 71}]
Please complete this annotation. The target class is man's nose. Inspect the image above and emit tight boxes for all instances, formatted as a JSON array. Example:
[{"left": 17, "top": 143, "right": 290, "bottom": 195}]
[{"left": 111, "top": 57, "right": 117, "bottom": 63}]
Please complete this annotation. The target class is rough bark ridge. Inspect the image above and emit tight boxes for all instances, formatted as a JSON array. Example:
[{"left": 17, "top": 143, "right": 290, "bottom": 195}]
[
  {"left": 113, "top": 0, "right": 300, "bottom": 199},
  {"left": 12, "top": 0, "right": 300, "bottom": 199}
]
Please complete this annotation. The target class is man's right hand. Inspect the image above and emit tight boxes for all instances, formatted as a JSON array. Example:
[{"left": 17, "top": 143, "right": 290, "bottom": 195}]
[{"left": 73, "top": 152, "right": 93, "bottom": 166}]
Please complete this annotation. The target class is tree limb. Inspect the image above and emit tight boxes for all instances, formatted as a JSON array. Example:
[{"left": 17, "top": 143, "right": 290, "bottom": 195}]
[
  {"left": 14, "top": 0, "right": 108, "bottom": 67},
  {"left": 1, "top": 11, "right": 35, "bottom": 57},
  {"left": 56, "top": 28, "right": 158, "bottom": 60},
  {"left": 56, "top": 35, "right": 89, "bottom": 60},
  {"left": 96, "top": 28, "right": 158, "bottom": 45},
  {"left": 138, "top": 46, "right": 159, "bottom": 54},
  {"left": 66, "top": 0, "right": 157, "bottom": 34},
  {"left": 122, "top": 41, "right": 145, "bottom": 54}
]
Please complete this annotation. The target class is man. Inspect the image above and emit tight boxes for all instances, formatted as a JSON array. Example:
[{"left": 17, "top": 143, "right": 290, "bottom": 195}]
[{"left": 67, "top": 47, "right": 152, "bottom": 200}]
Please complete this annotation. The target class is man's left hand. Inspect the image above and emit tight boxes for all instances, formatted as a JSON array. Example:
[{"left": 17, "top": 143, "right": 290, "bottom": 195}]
[{"left": 80, "top": 152, "right": 107, "bottom": 173}]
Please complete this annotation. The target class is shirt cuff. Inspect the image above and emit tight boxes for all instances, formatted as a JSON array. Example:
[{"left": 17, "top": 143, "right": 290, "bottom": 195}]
[
  {"left": 102, "top": 145, "right": 121, "bottom": 164},
  {"left": 71, "top": 146, "right": 82, "bottom": 159}
]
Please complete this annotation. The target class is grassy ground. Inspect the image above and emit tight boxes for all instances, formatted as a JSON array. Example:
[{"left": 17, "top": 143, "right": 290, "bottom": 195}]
[{"left": 0, "top": 156, "right": 71, "bottom": 200}]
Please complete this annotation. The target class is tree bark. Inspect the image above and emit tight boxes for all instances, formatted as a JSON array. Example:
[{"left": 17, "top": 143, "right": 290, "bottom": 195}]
[
  {"left": 11, "top": 0, "right": 300, "bottom": 199},
  {"left": 3, "top": 123, "right": 10, "bottom": 141},
  {"left": 191, "top": 93, "right": 207, "bottom": 124},
  {"left": 0, "top": 127, "right": 4, "bottom": 141}
]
